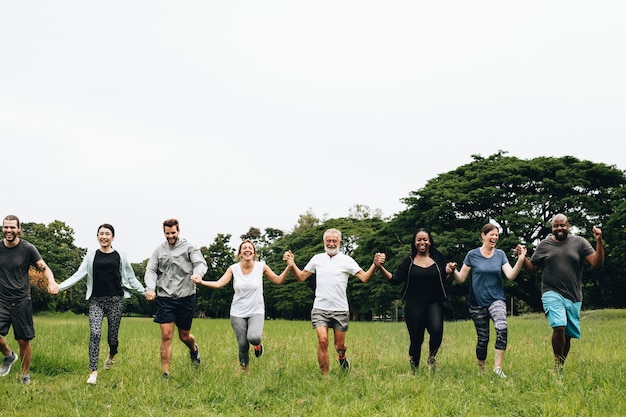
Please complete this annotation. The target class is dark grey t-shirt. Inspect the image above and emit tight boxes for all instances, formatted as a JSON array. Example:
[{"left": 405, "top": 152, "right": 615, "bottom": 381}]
[
  {"left": 0, "top": 239, "right": 42, "bottom": 302},
  {"left": 529, "top": 234, "right": 595, "bottom": 302}
]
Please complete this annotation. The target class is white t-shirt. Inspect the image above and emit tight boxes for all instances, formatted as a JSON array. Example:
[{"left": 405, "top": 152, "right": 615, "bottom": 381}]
[
  {"left": 230, "top": 261, "right": 265, "bottom": 318},
  {"left": 304, "top": 253, "right": 361, "bottom": 311}
]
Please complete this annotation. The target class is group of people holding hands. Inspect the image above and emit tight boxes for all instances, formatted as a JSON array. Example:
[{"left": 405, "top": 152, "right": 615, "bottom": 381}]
[{"left": 0, "top": 213, "right": 603, "bottom": 385}]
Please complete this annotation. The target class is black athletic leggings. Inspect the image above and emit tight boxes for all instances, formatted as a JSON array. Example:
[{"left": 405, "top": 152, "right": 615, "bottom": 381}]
[{"left": 404, "top": 301, "right": 443, "bottom": 366}]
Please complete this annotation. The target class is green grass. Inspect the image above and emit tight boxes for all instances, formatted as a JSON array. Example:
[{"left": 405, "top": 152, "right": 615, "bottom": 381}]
[{"left": 1, "top": 310, "right": 625, "bottom": 416}]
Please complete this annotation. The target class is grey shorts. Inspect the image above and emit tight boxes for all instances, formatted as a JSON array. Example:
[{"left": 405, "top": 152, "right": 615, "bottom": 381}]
[{"left": 311, "top": 308, "right": 349, "bottom": 332}]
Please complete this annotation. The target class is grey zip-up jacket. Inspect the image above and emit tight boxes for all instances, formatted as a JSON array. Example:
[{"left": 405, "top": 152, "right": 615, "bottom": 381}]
[{"left": 144, "top": 238, "right": 207, "bottom": 299}]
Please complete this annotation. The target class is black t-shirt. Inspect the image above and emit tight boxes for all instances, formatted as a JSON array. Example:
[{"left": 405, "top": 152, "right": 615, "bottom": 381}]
[{"left": 92, "top": 250, "right": 124, "bottom": 298}]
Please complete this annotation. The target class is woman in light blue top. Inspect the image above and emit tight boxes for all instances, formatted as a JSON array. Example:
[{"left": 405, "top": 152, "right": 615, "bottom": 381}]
[
  {"left": 451, "top": 223, "right": 526, "bottom": 378},
  {"left": 193, "top": 240, "right": 290, "bottom": 371},
  {"left": 58, "top": 224, "right": 145, "bottom": 385}
]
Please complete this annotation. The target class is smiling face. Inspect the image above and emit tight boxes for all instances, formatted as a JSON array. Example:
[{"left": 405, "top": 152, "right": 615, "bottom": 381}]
[
  {"left": 414, "top": 231, "right": 431, "bottom": 255},
  {"left": 2, "top": 219, "right": 21, "bottom": 246},
  {"left": 323, "top": 232, "right": 341, "bottom": 256},
  {"left": 552, "top": 215, "right": 570, "bottom": 242},
  {"left": 238, "top": 240, "right": 256, "bottom": 261},
  {"left": 97, "top": 226, "right": 115, "bottom": 250},
  {"left": 164, "top": 225, "right": 180, "bottom": 246},
  {"left": 481, "top": 225, "right": 499, "bottom": 248}
]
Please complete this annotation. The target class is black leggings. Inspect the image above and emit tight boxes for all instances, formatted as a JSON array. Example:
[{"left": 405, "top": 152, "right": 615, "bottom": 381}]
[{"left": 404, "top": 301, "right": 443, "bottom": 366}]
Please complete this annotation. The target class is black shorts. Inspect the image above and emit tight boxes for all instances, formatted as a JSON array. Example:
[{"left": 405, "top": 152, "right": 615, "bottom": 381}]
[
  {"left": 153, "top": 295, "right": 196, "bottom": 330},
  {"left": 0, "top": 298, "right": 35, "bottom": 340}
]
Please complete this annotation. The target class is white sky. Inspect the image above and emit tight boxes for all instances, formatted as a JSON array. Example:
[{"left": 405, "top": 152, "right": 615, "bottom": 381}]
[{"left": 2, "top": 1, "right": 625, "bottom": 262}]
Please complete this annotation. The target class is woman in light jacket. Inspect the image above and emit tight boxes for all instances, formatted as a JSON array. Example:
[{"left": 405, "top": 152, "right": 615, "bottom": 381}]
[{"left": 59, "top": 224, "right": 145, "bottom": 385}]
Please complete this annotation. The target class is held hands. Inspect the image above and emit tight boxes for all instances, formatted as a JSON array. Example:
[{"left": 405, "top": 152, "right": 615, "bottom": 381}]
[
  {"left": 283, "top": 250, "right": 294, "bottom": 266},
  {"left": 191, "top": 274, "right": 203, "bottom": 284},
  {"left": 514, "top": 244, "right": 527, "bottom": 258},
  {"left": 145, "top": 290, "right": 156, "bottom": 301},
  {"left": 47, "top": 282, "right": 60, "bottom": 295},
  {"left": 446, "top": 262, "right": 457, "bottom": 274},
  {"left": 373, "top": 252, "right": 386, "bottom": 266}
]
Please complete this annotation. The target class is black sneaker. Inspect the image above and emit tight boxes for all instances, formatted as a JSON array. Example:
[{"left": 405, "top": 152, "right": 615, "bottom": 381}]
[
  {"left": 190, "top": 343, "right": 201, "bottom": 367},
  {"left": 0, "top": 351, "right": 18, "bottom": 377},
  {"left": 410, "top": 359, "right": 417, "bottom": 374},
  {"left": 162, "top": 372, "right": 169, "bottom": 380},
  {"left": 338, "top": 356, "right": 350, "bottom": 371},
  {"left": 254, "top": 344, "right": 264, "bottom": 358}
]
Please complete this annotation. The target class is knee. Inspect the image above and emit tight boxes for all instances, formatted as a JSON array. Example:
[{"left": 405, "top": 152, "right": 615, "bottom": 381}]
[{"left": 318, "top": 337, "right": 329, "bottom": 350}]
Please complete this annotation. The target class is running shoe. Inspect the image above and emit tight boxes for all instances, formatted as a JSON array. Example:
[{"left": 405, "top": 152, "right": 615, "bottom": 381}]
[
  {"left": 104, "top": 357, "right": 115, "bottom": 370},
  {"left": 190, "top": 343, "right": 201, "bottom": 367},
  {"left": 0, "top": 352, "right": 18, "bottom": 377},
  {"left": 338, "top": 355, "right": 350, "bottom": 371},
  {"left": 254, "top": 344, "right": 264, "bottom": 358}
]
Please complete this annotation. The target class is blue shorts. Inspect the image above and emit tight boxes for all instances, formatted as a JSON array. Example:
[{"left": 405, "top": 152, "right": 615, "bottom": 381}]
[
  {"left": 154, "top": 295, "right": 196, "bottom": 330},
  {"left": 541, "top": 291, "right": 581, "bottom": 339}
]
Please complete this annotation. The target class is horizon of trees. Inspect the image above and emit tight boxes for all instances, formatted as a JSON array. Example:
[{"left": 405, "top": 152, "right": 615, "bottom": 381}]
[{"left": 24, "top": 152, "right": 626, "bottom": 320}]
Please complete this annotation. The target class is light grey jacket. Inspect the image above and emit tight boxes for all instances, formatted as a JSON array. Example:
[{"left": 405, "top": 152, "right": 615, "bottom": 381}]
[
  {"left": 59, "top": 249, "right": 145, "bottom": 299},
  {"left": 144, "top": 238, "right": 207, "bottom": 299}
]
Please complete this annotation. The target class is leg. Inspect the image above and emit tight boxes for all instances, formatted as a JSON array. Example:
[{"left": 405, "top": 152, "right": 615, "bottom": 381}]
[
  {"left": 489, "top": 300, "right": 508, "bottom": 373},
  {"left": 425, "top": 303, "right": 444, "bottom": 369},
  {"left": 159, "top": 322, "right": 175, "bottom": 375},
  {"left": 247, "top": 314, "right": 265, "bottom": 359},
  {"left": 88, "top": 299, "right": 105, "bottom": 372},
  {"left": 469, "top": 306, "right": 490, "bottom": 373},
  {"left": 247, "top": 314, "right": 264, "bottom": 346},
  {"left": 552, "top": 326, "right": 568, "bottom": 366},
  {"left": 404, "top": 303, "right": 427, "bottom": 368},
  {"left": 333, "top": 328, "right": 347, "bottom": 357},
  {"left": 106, "top": 297, "right": 123, "bottom": 359},
  {"left": 178, "top": 329, "right": 197, "bottom": 352},
  {"left": 0, "top": 336, "right": 10, "bottom": 357},
  {"left": 16, "top": 339, "right": 31, "bottom": 376},
  {"left": 315, "top": 326, "right": 330, "bottom": 375},
  {"left": 230, "top": 316, "right": 250, "bottom": 369}
]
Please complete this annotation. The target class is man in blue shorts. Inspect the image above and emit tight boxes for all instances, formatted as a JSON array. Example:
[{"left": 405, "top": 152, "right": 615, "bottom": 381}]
[
  {"left": 144, "top": 219, "right": 207, "bottom": 379},
  {"left": 285, "top": 228, "right": 384, "bottom": 375},
  {"left": 520, "top": 214, "right": 604, "bottom": 375},
  {"left": 0, "top": 215, "right": 59, "bottom": 385}
]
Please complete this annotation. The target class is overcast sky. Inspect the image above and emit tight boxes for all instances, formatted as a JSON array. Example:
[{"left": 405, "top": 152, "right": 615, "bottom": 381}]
[{"left": 2, "top": 1, "right": 625, "bottom": 263}]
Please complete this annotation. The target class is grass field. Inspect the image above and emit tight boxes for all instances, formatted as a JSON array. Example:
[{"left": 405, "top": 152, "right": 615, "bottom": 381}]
[{"left": 0, "top": 309, "right": 624, "bottom": 416}]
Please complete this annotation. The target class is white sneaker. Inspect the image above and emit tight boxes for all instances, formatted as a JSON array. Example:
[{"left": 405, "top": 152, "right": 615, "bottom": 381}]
[
  {"left": 87, "top": 373, "right": 97, "bottom": 385},
  {"left": 493, "top": 367, "right": 507, "bottom": 378}
]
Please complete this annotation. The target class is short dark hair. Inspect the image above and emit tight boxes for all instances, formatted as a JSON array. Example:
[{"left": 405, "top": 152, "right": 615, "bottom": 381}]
[
  {"left": 98, "top": 223, "right": 115, "bottom": 237},
  {"left": 163, "top": 218, "right": 180, "bottom": 230},
  {"left": 3, "top": 215, "right": 20, "bottom": 228}
]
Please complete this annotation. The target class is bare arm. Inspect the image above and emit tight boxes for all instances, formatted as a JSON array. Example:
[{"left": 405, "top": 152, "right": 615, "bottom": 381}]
[
  {"left": 586, "top": 226, "right": 604, "bottom": 268},
  {"left": 263, "top": 263, "right": 291, "bottom": 285},
  {"left": 502, "top": 246, "right": 527, "bottom": 281},
  {"left": 284, "top": 250, "right": 313, "bottom": 282},
  {"left": 454, "top": 263, "right": 472, "bottom": 284},
  {"left": 193, "top": 267, "right": 234, "bottom": 289},
  {"left": 35, "top": 259, "right": 58, "bottom": 295}
]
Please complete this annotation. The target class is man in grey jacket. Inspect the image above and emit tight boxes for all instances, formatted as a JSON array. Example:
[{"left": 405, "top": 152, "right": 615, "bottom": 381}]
[{"left": 144, "top": 218, "right": 207, "bottom": 379}]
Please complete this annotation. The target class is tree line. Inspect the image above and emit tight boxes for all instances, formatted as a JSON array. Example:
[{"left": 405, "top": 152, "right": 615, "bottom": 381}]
[{"left": 26, "top": 152, "right": 626, "bottom": 320}]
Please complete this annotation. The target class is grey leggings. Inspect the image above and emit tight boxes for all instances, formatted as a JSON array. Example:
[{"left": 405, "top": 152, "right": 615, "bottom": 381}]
[
  {"left": 230, "top": 314, "right": 264, "bottom": 367},
  {"left": 88, "top": 296, "right": 123, "bottom": 371},
  {"left": 468, "top": 300, "right": 508, "bottom": 361}
]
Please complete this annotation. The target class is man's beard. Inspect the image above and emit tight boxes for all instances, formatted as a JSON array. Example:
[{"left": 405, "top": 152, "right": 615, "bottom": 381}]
[
  {"left": 325, "top": 247, "right": 339, "bottom": 256},
  {"left": 554, "top": 231, "right": 568, "bottom": 242}
]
